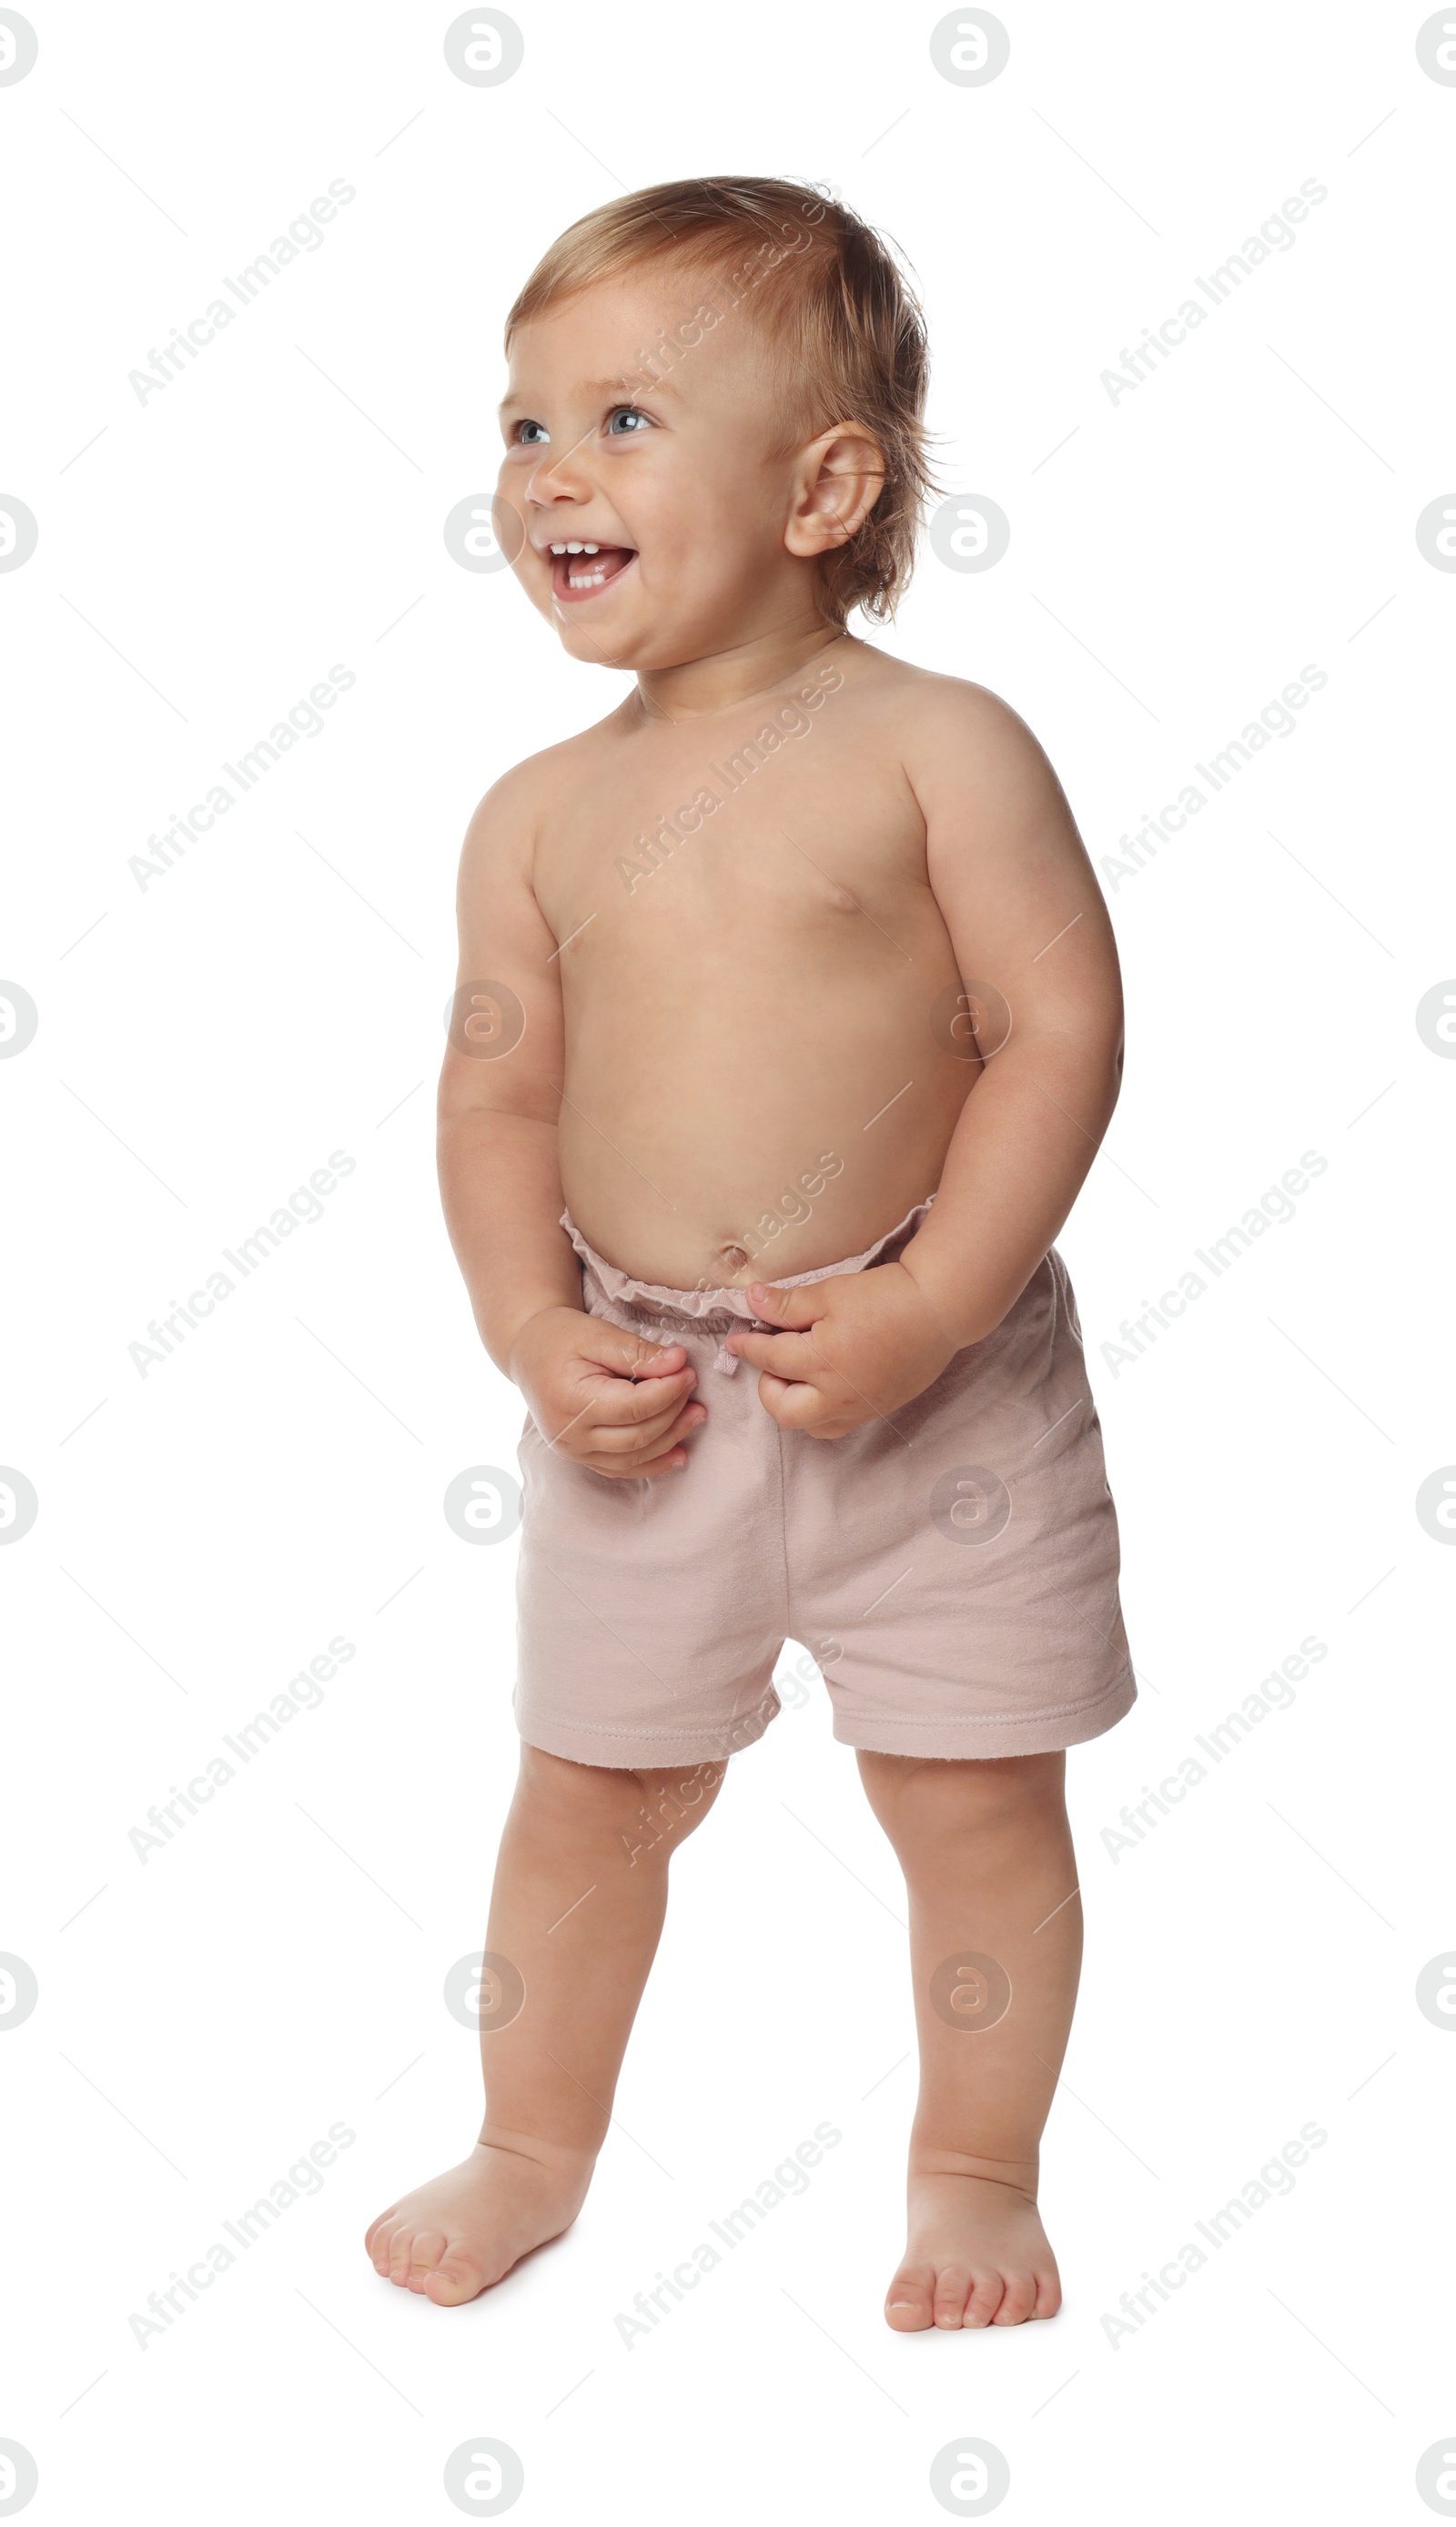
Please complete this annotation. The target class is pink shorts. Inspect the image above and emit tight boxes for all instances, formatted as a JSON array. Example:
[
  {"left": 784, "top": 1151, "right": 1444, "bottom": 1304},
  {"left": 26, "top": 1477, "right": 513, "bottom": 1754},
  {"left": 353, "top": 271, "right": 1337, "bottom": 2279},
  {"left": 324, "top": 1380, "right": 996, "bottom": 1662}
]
[{"left": 512, "top": 1199, "right": 1136, "bottom": 1768}]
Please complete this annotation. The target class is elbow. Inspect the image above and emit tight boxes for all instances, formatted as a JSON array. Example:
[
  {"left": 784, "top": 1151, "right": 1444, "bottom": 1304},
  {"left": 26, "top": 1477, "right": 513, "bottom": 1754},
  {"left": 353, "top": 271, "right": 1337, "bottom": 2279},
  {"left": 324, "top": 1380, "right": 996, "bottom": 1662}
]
[{"left": 1102, "top": 1031, "right": 1125, "bottom": 1130}]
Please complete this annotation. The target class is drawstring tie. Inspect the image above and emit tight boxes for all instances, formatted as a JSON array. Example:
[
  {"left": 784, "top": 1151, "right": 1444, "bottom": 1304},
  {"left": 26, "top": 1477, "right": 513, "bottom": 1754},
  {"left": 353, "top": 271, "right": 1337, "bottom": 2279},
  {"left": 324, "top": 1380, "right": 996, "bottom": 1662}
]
[{"left": 709, "top": 1311, "right": 769, "bottom": 1375}]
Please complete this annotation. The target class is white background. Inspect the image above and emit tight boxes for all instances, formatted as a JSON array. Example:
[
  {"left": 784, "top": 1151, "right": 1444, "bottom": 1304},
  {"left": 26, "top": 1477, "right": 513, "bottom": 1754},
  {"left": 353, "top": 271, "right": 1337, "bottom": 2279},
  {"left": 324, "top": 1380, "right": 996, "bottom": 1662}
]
[{"left": 3, "top": 2, "right": 1453, "bottom": 2520}]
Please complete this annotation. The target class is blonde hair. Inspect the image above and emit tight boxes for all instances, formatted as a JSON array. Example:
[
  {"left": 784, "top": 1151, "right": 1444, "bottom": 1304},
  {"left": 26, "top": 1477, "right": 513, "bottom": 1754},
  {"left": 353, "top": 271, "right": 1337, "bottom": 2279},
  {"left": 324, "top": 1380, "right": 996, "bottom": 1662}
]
[{"left": 504, "top": 177, "right": 936, "bottom": 625}]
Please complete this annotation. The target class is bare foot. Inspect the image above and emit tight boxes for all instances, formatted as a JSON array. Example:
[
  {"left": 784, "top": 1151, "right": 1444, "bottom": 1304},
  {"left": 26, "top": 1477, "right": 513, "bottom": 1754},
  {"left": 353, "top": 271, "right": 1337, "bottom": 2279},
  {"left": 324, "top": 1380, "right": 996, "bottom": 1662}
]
[
  {"left": 365, "top": 2137, "right": 593, "bottom": 2306},
  {"left": 884, "top": 2173, "right": 1061, "bottom": 2330}
]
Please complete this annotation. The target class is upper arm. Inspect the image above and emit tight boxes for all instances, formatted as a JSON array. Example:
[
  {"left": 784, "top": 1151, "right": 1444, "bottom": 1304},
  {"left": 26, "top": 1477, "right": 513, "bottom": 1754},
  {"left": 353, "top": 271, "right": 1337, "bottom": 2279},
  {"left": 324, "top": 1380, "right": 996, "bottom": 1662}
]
[
  {"left": 907, "top": 681, "right": 1123, "bottom": 1065},
  {"left": 440, "top": 758, "right": 564, "bottom": 1125}
]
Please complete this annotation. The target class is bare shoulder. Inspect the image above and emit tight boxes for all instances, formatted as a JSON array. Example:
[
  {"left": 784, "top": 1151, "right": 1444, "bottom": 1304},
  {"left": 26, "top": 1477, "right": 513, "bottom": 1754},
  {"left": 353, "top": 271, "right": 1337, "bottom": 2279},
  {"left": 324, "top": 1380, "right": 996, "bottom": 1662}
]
[
  {"left": 458, "top": 713, "right": 617, "bottom": 883},
  {"left": 839, "top": 659, "right": 1118, "bottom": 1022},
  {"left": 850, "top": 653, "right": 1057, "bottom": 790},
  {"left": 837, "top": 656, "right": 1075, "bottom": 866}
]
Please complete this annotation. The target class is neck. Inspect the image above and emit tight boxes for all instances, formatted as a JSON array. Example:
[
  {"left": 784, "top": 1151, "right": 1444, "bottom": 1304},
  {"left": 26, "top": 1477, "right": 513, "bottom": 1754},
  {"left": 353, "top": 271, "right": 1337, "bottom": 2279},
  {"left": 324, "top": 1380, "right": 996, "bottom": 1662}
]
[{"left": 632, "top": 620, "right": 852, "bottom": 723}]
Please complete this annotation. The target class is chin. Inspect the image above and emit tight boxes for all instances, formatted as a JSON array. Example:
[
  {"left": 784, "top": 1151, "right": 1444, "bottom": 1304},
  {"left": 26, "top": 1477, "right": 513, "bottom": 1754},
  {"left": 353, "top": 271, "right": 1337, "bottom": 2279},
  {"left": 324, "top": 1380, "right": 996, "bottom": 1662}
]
[
  {"left": 556, "top": 615, "right": 642, "bottom": 668},
  {"left": 561, "top": 609, "right": 691, "bottom": 672}
]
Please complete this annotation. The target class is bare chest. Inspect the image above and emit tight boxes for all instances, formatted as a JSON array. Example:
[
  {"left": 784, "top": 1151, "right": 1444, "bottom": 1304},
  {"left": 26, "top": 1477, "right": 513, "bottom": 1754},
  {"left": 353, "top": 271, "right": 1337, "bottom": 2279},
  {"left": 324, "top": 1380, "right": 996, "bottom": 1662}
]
[{"left": 535, "top": 706, "right": 931, "bottom": 974}]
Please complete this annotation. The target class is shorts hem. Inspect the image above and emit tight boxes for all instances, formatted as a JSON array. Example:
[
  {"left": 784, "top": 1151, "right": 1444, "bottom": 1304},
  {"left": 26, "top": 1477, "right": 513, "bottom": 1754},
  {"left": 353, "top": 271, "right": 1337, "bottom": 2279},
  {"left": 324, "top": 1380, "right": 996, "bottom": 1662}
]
[
  {"left": 513, "top": 1682, "right": 781, "bottom": 1771},
  {"left": 829, "top": 1664, "right": 1137, "bottom": 1760}
]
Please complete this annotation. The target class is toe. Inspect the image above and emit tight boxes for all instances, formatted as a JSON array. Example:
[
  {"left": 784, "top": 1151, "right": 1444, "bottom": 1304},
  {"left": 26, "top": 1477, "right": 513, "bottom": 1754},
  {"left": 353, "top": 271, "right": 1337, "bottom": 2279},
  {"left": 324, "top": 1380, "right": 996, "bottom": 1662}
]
[
  {"left": 1033, "top": 2267, "right": 1063, "bottom": 2320},
  {"left": 931, "top": 2264, "right": 974, "bottom": 2330},
  {"left": 962, "top": 2267, "right": 1007, "bottom": 2329},
  {"left": 991, "top": 2269, "right": 1038, "bottom": 2324},
  {"left": 403, "top": 2227, "right": 449, "bottom": 2293},
  {"left": 369, "top": 2220, "right": 405, "bottom": 2270},
  {"left": 885, "top": 2261, "right": 936, "bottom": 2330},
  {"left": 388, "top": 2228, "right": 417, "bottom": 2289},
  {"left": 421, "top": 2251, "right": 488, "bottom": 2308},
  {"left": 364, "top": 2207, "right": 399, "bottom": 2259},
  {"left": 369, "top": 2218, "right": 401, "bottom": 2276}
]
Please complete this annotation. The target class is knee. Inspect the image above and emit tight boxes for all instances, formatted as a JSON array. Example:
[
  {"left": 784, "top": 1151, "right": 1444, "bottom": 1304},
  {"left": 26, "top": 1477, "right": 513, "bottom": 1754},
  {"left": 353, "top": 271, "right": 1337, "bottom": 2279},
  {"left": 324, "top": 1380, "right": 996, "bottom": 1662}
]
[
  {"left": 516, "top": 1744, "right": 724, "bottom": 1862},
  {"left": 621, "top": 1758, "right": 726, "bottom": 1864},
  {"left": 858, "top": 1749, "right": 1066, "bottom": 1852}
]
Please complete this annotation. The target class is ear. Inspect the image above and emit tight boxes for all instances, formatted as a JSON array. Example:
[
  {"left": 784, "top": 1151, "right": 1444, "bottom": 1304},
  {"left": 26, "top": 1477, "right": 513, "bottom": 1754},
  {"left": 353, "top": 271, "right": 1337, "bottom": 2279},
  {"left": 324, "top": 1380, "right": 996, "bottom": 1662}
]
[{"left": 783, "top": 424, "right": 885, "bottom": 561}]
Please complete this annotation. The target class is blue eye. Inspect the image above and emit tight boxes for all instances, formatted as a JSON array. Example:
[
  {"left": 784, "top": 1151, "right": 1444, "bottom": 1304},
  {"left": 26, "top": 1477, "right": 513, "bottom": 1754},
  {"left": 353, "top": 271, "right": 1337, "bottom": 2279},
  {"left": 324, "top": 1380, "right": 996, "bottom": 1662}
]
[
  {"left": 606, "top": 407, "right": 652, "bottom": 435},
  {"left": 517, "top": 419, "right": 550, "bottom": 445}
]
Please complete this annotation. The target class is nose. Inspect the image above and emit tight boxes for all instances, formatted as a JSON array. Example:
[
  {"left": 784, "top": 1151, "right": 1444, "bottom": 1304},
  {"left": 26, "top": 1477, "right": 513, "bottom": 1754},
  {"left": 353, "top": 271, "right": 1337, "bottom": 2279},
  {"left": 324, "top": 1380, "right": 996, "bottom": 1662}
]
[{"left": 521, "top": 431, "right": 595, "bottom": 509}]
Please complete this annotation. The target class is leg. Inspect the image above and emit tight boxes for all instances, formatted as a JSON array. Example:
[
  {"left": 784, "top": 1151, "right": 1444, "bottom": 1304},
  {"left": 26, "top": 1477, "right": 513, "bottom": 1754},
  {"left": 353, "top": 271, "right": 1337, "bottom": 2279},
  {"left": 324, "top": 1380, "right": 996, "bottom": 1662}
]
[
  {"left": 366, "top": 1744, "right": 724, "bottom": 2303},
  {"left": 857, "top": 1748, "right": 1079, "bottom": 2330}
]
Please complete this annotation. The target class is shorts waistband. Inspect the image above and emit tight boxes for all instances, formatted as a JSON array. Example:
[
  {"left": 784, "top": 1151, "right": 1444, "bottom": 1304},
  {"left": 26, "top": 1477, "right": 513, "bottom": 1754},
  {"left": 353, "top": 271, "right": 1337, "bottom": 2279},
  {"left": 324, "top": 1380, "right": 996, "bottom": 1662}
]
[{"left": 561, "top": 1197, "right": 935, "bottom": 1375}]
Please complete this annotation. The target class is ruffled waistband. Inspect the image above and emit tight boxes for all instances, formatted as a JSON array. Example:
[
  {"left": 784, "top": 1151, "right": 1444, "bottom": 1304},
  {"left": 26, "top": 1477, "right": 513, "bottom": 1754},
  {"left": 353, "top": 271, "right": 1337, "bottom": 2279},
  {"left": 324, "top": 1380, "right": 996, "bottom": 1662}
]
[{"left": 560, "top": 1196, "right": 935, "bottom": 1374}]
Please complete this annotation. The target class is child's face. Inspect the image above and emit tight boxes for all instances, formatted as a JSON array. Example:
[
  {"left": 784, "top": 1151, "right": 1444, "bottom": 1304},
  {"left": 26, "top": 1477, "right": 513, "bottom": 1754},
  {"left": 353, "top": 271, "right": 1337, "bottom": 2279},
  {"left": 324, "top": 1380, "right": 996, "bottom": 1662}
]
[{"left": 498, "top": 267, "right": 819, "bottom": 672}]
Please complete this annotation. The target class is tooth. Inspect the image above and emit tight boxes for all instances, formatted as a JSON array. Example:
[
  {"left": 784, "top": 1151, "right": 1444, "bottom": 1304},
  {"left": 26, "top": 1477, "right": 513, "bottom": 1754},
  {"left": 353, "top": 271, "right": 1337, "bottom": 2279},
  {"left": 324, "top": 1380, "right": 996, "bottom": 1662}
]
[
  {"left": 550, "top": 542, "right": 565, "bottom": 553},
  {"left": 582, "top": 543, "right": 598, "bottom": 553},
  {"left": 566, "top": 541, "right": 583, "bottom": 553}
]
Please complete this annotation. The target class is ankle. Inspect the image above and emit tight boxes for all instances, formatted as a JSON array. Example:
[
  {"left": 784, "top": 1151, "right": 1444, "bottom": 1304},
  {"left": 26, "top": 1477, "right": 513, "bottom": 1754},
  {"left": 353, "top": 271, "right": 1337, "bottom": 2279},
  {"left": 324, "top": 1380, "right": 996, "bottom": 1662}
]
[{"left": 476, "top": 2120, "right": 601, "bottom": 2181}]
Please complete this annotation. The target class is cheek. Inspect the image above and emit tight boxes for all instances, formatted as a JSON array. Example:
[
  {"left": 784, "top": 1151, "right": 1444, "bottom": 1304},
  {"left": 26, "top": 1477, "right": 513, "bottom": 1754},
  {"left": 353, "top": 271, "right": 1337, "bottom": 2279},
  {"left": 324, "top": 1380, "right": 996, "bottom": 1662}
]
[
  {"left": 646, "top": 434, "right": 772, "bottom": 561},
  {"left": 508, "top": 546, "right": 556, "bottom": 620},
  {"left": 626, "top": 453, "right": 699, "bottom": 551},
  {"left": 662, "top": 508, "right": 777, "bottom": 602}
]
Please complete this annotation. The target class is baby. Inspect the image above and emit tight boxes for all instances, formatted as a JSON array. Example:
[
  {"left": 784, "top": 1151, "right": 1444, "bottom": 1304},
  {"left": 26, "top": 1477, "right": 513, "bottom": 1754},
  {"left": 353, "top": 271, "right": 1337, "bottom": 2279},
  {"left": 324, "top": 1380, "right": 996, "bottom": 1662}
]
[{"left": 366, "top": 176, "right": 1135, "bottom": 2331}]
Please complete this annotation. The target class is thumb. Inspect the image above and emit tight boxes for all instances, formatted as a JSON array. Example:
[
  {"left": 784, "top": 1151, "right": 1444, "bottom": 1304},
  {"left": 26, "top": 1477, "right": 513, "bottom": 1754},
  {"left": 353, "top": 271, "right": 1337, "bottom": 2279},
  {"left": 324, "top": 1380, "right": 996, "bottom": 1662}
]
[
  {"left": 586, "top": 1323, "right": 689, "bottom": 1380},
  {"left": 745, "top": 1276, "right": 830, "bottom": 1329}
]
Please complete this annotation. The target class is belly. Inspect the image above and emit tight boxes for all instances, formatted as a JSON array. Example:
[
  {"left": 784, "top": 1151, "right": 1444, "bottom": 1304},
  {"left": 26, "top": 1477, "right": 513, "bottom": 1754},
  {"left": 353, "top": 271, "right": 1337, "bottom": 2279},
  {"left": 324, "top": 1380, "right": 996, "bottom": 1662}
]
[{"left": 556, "top": 947, "right": 978, "bottom": 1289}]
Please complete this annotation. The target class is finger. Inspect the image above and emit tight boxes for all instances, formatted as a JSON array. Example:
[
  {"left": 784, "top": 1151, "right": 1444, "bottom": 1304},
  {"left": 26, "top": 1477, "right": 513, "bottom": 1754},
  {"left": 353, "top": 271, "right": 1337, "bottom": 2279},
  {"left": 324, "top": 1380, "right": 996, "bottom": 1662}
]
[
  {"left": 581, "top": 1327, "right": 691, "bottom": 1380},
  {"left": 578, "top": 1364, "right": 698, "bottom": 1428},
  {"left": 754, "top": 1370, "right": 835, "bottom": 1431},
  {"left": 654, "top": 1399, "right": 710, "bottom": 1452},
  {"left": 723, "top": 1328, "right": 820, "bottom": 1379},
  {"left": 743, "top": 1279, "right": 832, "bottom": 1330},
  {"left": 582, "top": 1406, "right": 708, "bottom": 1476},
  {"left": 536, "top": 1375, "right": 687, "bottom": 1451},
  {"left": 587, "top": 1445, "right": 690, "bottom": 1478},
  {"left": 585, "top": 1396, "right": 706, "bottom": 1456}
]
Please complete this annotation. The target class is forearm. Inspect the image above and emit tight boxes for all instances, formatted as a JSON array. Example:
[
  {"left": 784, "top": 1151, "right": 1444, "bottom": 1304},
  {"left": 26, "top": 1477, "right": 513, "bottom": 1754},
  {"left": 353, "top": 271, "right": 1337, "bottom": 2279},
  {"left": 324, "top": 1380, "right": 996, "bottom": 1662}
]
[
  {"left": 899, "top": 1029, "right": 1122, "bottom": 1351},
  {"left": 438, "top": 1107, "right": 581, "bottom": 1380}
]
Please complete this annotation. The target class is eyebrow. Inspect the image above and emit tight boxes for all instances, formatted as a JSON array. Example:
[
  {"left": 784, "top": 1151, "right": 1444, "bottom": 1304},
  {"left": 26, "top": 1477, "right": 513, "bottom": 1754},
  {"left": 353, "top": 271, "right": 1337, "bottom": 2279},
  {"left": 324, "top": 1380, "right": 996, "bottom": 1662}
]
[{"left": 498, "top": 369, "right": 683, "bottom": 415}]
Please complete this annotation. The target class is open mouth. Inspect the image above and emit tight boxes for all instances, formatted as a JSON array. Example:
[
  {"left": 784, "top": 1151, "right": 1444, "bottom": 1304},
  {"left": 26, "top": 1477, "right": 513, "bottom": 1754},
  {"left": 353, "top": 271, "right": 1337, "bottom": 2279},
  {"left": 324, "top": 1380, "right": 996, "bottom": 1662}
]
[{"left": 546, "top": 541, "right": 636, "bottom": 603}]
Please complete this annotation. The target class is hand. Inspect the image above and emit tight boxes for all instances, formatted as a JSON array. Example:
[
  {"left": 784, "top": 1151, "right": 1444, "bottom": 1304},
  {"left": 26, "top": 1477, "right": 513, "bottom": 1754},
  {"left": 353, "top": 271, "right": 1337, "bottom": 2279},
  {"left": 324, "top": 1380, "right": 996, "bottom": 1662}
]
[
  {"left": 723, "top": 1262, "right": 959, "bottom": 1438},
  {"left": 510, "top": 1306, "right": 707, "bottom": 1477}
]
